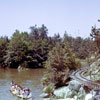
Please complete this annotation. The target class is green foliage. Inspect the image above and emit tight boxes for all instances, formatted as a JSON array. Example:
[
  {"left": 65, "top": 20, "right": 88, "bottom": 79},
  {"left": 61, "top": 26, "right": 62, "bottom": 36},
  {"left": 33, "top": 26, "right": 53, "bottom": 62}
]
[
  {"left": 63, "top": 33, "right": 93, "bottom": 59},
  {"left": 27, "top": 25, "right": 51, "bottom": 68},
  {"left": 43, "top": 83, "right": 55, "bottom": 94},
  {"left": 90, "top": 26, "right": 100, "bottom": 54},
  {"left": 5, "top": 30, "right": 28, "bottom": 68},
  {"left": 0, "top": 24, "right": 94, "bottom": 69},
  {"left": 42, "top": 43, "right": 81, "bottom": 88},
  {"left": 0, "top": 37, "right": 9, "bottom": 67},
  {"left": 4, "top": 25, "right": 53, "bottom": 68}
]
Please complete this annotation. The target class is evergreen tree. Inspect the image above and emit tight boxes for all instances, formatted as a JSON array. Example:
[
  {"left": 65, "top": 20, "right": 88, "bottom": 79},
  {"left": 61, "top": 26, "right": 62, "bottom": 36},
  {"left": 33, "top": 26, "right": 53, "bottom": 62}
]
[
  {"left": 42, "top": 43, "right": 81, "bottom": 88},
  {"left": 90, "top": 26, "right": 100, "bottom": 54},
  {"left": 0, "top": 36, "right": 9, "bottom": 68},
  {"left": 5, "top": 30, "right": 28, "bottom": 68}
]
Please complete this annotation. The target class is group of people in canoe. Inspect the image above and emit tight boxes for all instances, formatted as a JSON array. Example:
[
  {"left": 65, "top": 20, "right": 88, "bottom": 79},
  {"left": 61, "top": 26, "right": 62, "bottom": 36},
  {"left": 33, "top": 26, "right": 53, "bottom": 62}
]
[{"left": 10, "top": 81, "right": 32, "bottom": 99}]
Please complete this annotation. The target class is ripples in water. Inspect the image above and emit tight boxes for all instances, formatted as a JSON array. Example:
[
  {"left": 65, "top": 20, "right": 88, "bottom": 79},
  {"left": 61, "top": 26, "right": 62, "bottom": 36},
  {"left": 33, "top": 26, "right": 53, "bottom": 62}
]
[{"left": 0, "top": 68, "right": 44, "bottom": 100}]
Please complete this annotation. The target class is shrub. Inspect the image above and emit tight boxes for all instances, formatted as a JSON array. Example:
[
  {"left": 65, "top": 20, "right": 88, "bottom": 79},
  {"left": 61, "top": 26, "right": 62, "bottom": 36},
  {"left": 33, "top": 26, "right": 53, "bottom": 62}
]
[{"left": 42, "top": 43, "right": 81, "bottom": 88}]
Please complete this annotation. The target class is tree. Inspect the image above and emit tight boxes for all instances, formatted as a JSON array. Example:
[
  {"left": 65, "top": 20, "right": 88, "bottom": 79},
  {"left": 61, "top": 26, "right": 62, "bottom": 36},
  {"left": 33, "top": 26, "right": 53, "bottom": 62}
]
[
  {"left": 4, "top": 25, "right": 53, "bottom": 68},
  {"left": 0, "top": 36, "right": 9, "bottom": 68},
  {"left": 63, "top": 32, "right": 74, "bottom": 48},
  {"left": 90, "top": 26, "right": 100, "bottom": 54},
  {"left": 5, "top": 30, "right": 28, "bottom": 68},
  {"left": 42, "top": 43, "right": 81, "bottom": 88},
  {"left": 39, "top": 24, "right": 48, "bottom": 39},
  {"left": 27, "top": 25, "right": 51, "bottom": 68}
]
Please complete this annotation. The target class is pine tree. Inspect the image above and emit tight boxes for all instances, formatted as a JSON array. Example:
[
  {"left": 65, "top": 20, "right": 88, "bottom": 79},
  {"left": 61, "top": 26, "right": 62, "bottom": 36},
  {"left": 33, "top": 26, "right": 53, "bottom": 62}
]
[{"left": 42, "top": 43, "right": 81, "bottom": 88}]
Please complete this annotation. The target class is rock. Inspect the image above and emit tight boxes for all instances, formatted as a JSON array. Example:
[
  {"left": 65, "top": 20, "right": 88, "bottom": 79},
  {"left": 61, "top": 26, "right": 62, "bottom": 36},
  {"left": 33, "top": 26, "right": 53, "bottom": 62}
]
[
  {"left": 94, "top": 95, "right": 100, "bottom": 100},
  {"left": 40, "top": 93, "right": 49, "bottom": 98},
  {"left": 43, "top": 99, "right": 73, "bottom": 100},
  {"left": 77, "top": 87, "right": 86, "bottom": 100},
  {"left": 95, "top": 89, "right": 100, "bottom": 95},
  {"left": 68, "top": 80, "right": 81, "bottom": 92},
  {"left": 90, "top": 56, "right": 95, "bottom": 60},
  {"left": 85, "top": 93, "right": 94, "bottom": 100},
  {"left": 53, "top": 86, "right": 69, "bottom": 98},
  {"left": 43, "top": 98, "right": 56, "bottom": 100},
  {"left": 43, "top": 99, "right": 51, "bottom": 100},
  {"left": 90, "top": 90, "right": 96, "bottom": 96},
  {"left": 86, "top": 58, "right": 100, "bottom": 81},
  {"left": 93, "top": 89, "right": 100, "bottom": 100},
  {"left": 86, "top": 76, "right": 91, "bottom": 80},
  {"left": 90, "top": 59, "right": 100, "bottom": 69},
  {"left": 59, "top": 97, "right": 78, "bottom": 100},
  {"left": 53, "top": 86, "right": 77, "bottom": 99},
  {"left": 58, "top": 98, "right": 76, "bottom": 100}
]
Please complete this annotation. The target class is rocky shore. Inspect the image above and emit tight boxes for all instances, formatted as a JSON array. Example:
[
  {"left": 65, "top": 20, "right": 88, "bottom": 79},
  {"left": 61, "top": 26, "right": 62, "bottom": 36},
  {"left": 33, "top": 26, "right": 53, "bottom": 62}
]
[
  {"left": 41, "top": 80, "right": 91, "bottom": 100},
  {"left": 41, "top": 79, "right": 100, "bottom": 100},
  {"left": 41, "top": 59, "right": 100, "bottom": 100}
]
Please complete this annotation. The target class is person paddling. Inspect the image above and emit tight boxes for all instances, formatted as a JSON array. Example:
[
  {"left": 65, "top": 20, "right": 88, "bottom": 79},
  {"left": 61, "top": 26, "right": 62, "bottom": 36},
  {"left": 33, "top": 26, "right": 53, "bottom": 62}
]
[
  {"left": 22, "top": 88, "right": 30, "bottom": 97},
  {"left": 25, "top": 89, "right": 30, "bottom": 96}
]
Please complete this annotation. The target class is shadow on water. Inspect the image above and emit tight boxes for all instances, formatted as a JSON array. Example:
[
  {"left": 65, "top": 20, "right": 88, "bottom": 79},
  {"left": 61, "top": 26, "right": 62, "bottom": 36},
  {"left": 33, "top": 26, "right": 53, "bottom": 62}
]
[{"left": 0, "top": 68, "right": 45, "bottom": 100}]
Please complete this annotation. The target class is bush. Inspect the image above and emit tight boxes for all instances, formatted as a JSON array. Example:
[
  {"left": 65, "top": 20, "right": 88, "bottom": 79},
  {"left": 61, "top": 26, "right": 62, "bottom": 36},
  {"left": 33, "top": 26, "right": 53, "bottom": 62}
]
[
  {"left": 42, "top": 43, "right": 81, "bottom": 88},
  {"left": 43, "top": 83, "right": 55, "bottom": 94}
]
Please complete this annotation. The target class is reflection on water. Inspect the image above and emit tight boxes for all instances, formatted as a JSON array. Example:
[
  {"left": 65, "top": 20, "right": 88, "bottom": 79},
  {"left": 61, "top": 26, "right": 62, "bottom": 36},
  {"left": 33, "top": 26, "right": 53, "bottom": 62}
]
[{"left": 0, "top": 68, "right": 45, "bottom": 100}]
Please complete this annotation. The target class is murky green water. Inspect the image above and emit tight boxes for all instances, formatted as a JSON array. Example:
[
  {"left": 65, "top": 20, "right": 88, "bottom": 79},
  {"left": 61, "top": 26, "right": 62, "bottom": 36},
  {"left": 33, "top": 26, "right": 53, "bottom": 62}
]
[{"left": 0, "top": 68, "right": 45, "bottom": 100}]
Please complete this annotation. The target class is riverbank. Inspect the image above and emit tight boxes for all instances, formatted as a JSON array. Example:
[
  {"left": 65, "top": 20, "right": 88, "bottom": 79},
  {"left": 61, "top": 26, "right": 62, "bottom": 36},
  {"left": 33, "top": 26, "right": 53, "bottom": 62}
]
[
  {"left": 41, "top": 59, "right": 100, "bottom": 100},
  {"left": 41, "top": 79, "right": 97, "bottom": 100}
]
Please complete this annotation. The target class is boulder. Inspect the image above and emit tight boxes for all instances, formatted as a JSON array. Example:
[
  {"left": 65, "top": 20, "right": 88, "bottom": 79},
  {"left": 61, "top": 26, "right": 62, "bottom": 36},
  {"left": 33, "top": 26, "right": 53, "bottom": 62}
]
[
  {"left": 93, "top": 89, "right": 100, "bottom": 100},
  {"left": 93, "top": 95, "right": 100, "bottom": 100},
  {"left": 68, "top": 80, "right": 81, "bottom": 92},
  {"left": 90, "top": 59, "right": 100, "bottom": 70},
  {"left": 40, "top": 93, "right": 49, "bottom": 98},
  {"left": 53, "top": 86, "right": 69, "bottom": 98},
  {"left": 53, "top": 86, "right": 77, "bottom": 99},
  {"left": 43, "top": 98, "right": 56, "bottom": 100},
  {"left": 77, "top": 87, "right": 86, "bottom": 100},
  {"left": 85, "top": 93, "right": 94, "bottom": 100}
]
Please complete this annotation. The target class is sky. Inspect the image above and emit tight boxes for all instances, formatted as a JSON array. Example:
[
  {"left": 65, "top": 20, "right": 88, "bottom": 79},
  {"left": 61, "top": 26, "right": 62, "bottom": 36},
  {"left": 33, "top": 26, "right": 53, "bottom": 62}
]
[{"left": 0, "top": 0, "right": 100, "bottom": 38}]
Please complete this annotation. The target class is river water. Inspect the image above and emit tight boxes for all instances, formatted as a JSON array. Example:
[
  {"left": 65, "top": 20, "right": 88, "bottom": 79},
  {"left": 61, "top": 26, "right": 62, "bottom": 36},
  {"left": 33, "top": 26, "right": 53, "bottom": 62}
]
[{"left": 0, "top": 68, "right": 45, "bottom": 100}]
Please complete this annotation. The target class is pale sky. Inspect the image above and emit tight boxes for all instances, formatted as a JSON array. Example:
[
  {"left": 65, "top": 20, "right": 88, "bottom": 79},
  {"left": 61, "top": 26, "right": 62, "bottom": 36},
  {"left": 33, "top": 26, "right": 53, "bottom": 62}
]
[{"left": 0, "top": 0, "right": 100, "bottom": 38}]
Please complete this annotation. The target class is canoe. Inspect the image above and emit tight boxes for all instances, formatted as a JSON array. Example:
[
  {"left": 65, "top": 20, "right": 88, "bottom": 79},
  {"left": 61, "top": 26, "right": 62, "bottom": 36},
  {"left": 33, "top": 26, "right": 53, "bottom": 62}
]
[{"left": 10, "top": 88, "right": 32, "bottom": 99}]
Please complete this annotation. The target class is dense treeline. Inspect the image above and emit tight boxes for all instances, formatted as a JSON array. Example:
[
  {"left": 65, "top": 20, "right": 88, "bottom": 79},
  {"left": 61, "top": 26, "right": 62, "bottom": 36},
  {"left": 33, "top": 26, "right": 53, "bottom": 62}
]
[
  {"left": 0, "top": 24, "right": 94, "bottom": 68},
  {"left": 63, "top": 34, "right": 93, "bottom": 59},
  {"left": 41, "top": 25, "right": 99, "bottom": 93}
]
